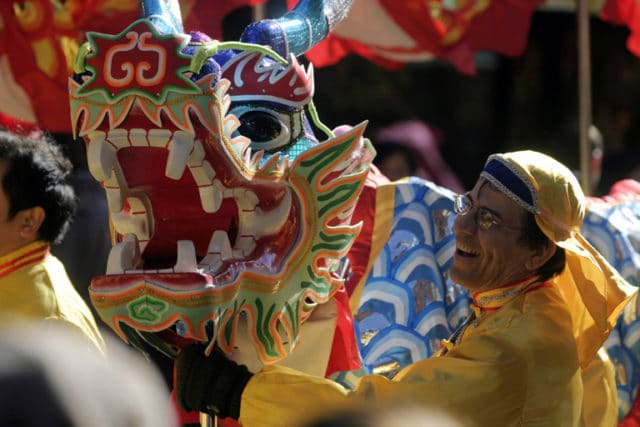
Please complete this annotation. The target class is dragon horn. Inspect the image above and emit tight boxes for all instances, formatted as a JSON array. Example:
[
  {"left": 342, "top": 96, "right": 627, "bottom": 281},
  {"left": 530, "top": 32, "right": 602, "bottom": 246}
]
[
  {"left": 140, "top": 0, "right": 184, "bottom": 34},
  {"left": 240, "top": 0, "right": 353, "bottom": 58}
]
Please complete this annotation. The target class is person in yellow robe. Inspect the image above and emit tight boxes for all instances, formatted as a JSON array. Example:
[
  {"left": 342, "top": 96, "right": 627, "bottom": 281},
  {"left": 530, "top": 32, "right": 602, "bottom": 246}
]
[
  {"left": 0, "top": 130, "right": 104, "bottom": 352},
  {"left": 174, "top": 150, "right": 636, "bottom": 427}
]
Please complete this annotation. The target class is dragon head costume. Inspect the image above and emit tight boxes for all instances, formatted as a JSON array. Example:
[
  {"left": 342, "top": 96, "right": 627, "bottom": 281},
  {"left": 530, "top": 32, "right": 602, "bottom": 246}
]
[{"left": 69, "top": 0, "right": 372, "bottom": 366}]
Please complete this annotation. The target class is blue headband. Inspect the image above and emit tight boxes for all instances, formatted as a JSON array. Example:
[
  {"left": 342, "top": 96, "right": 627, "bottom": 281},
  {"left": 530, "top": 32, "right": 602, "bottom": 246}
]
[{"left": 480, "top": 155, "right": 539, "bottom": 214}]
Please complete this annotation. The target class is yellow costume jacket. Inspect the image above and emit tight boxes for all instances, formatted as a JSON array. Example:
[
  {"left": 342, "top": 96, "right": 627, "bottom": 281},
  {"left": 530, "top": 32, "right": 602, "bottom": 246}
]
[
  {"left": 0, "top": 241, "right": 105, "bottom": 352},
  {"left": 239, "top": 277, "right": 617, "bottom": 427}
]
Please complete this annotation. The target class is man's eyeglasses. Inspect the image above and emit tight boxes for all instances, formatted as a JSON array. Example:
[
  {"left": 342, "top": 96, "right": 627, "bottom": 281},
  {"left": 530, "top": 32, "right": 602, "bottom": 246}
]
[{"left": 453, "top": 193, "right": 521, "bottom": 231}]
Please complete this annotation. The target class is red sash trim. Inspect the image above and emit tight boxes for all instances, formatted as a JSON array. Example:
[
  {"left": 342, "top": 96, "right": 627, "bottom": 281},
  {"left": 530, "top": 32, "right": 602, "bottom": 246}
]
[{"left": 0, "top": 243, "right": 49, "bottom": 279}]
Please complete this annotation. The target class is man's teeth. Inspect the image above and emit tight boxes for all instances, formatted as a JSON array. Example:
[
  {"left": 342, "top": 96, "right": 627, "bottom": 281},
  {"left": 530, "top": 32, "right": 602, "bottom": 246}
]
[{"left": 457, "top": 246, "right": 478, "bottom": 256}]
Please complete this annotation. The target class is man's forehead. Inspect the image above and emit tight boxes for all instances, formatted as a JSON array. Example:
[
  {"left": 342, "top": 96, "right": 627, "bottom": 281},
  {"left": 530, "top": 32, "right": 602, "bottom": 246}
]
[{"left": 475, "top": 179, "right": 526, "bottom": 213}]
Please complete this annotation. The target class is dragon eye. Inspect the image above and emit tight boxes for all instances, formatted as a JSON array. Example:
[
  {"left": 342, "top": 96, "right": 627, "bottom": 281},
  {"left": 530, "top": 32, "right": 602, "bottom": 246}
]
[
  {"left": 237, "top": 111, "right": 283, "bottom": 143},
  {"left": 230, "top": 105, "right": 301, "bottom": 152}
]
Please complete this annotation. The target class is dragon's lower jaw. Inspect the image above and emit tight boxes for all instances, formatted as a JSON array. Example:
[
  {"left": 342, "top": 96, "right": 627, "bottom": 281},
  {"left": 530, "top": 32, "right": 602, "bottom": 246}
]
[{"left": 90, "top": 270, "right": 233, "bottom": 356}]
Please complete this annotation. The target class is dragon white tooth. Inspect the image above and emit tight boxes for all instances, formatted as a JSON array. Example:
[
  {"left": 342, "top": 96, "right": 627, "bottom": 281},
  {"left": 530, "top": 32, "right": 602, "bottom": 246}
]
[
  {"left": 105, "top": 244, "right": 128, "bottom": 274},
  {"left": 198, "top": 180, "right": 223, "bottom": 213},
  {"left": 110, "top": 212, "right": 148, "bottom": 238},
  {"left": 110, "top": 196, "right": 150, "bottom": 241},
  {"left": 187, "top": 140, "right": 206, "bottom": 167},
  {"left": 199, "top": 253, "right": 223, "bottom": 274},
  {"left": 107, "top": 128, "right": 130, "bottom": 149},
  {"left": 137, "top": 240, "right": 149, "bottom": 255},
  {"left": 190, "top": 160, "right": 216, "bottom": 186},
  {"left": 234, "top": 189, "right": 259, "bottom": 211},
  {"left": 202, "top": 160, "right": 217, "bottom": 180},
  {"left": 233, "top": 236, "right": 256, "bottom": 258},
  {"left": 207, "top": 230, "right": 233, "bottom": 261},
  {"left": 105, "top": 187, "right": 124, "bottom": 213},
  {"left": 103, "top": 163, "right": 128, "bottom": 214},
  {"left": 129, "top": 128, "right": 148, "bottom": 147},
  {"left": 237, "top": 188, "right": 292, "bottom": 238},
  {"left": 175, "top": 240, "right": 198, "bottom": 273},
  {"left": 165, "top": 131, "right": 195, "bottom": 180},
  {"left": 87, "top": 133, "right": 116, "bottom": 181},
  {"left": 148, "top": 129, "right": 172, "bottom": 148},
  {"left": 86, "top": 130, "right": 106, "bottom": 142},
  {"left": 106, "top": 233, "right": 140, "bottom": 274}
]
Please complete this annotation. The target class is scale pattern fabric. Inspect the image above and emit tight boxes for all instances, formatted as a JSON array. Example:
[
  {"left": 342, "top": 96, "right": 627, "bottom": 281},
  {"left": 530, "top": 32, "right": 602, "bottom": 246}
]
[{"left": 350, "top": 178, "right": 469, "bottom": 378}]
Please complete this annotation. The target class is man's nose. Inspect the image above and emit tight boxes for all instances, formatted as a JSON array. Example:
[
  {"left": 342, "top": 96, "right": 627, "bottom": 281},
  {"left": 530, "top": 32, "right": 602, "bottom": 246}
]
[{"left": 453, "top": 209, "right": 475, "bottom": 235}]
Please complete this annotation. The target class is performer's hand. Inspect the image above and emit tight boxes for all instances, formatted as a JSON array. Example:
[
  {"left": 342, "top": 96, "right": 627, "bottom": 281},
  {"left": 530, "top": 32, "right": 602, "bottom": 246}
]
[{"left": 174, "top": 344, "right": 253, "bottom": 420}]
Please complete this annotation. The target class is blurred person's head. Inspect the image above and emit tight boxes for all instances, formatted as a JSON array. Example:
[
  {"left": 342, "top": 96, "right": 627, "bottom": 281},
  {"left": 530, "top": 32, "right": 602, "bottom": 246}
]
[
  {"left": 374, "top": 119, "right": 464, "bottom": 192},
  {"left": 374, "top": 144, "right": 418, "bottom": 182},
  {"left": 0, "top": 130, "right": 76, "bottom": 256},
  {"left": 0, "top": 319, "right": 178, "bottom": 427}
]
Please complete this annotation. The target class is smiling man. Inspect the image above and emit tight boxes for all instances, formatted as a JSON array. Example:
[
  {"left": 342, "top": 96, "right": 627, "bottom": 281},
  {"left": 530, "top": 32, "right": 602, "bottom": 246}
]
[{"left": 174, "top": 150, "right": 637, "bottom": 427}]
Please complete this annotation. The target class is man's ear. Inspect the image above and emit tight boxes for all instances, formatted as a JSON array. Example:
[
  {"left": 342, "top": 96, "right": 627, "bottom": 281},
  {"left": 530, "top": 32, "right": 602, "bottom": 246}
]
[
  {"left": 17, "top": 206, "right": 45, "bottom": 240},
  {"left": 525, "top": 242, "right": 556, "bottom": 272}
]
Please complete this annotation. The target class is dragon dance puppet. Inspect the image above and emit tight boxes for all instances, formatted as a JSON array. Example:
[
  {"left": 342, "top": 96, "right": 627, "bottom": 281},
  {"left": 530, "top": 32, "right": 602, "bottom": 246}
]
[{"left": 68, "top": 1, "right": 640, "bottom": 425}]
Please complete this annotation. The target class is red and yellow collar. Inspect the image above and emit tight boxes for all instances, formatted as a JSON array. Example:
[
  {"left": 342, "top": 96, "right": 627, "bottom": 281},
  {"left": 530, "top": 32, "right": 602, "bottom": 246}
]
[
  {"left": 439, "top": 276, "right": 553, "bottom": 355},
  {"left": 0, "top": 241, "right": 50, "bottom": 279},
  {"left": 471, "top": 275, "right": 551, "bottom": 313}
]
